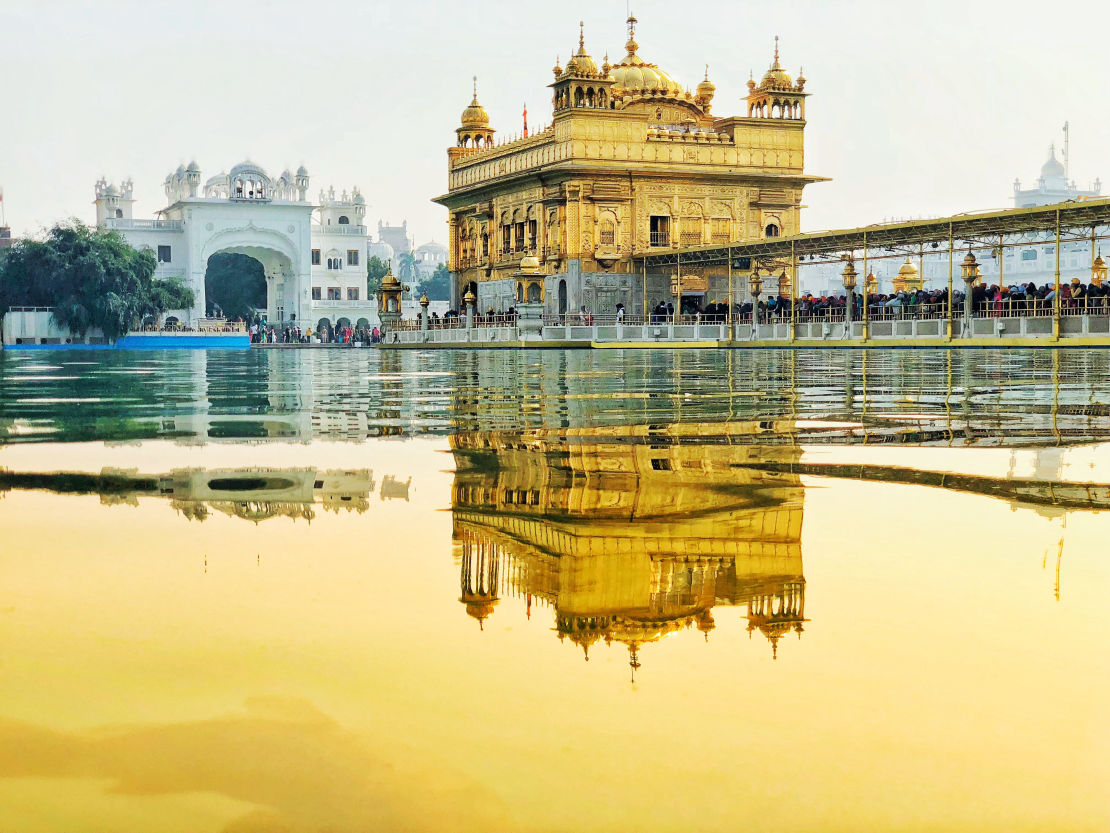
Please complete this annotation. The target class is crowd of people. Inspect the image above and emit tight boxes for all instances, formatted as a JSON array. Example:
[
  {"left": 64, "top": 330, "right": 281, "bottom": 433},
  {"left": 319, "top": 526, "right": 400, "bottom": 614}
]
[
  {"left": 638, "top": 278, "right": 1110, "bottom": 324},
  {"left": 247, "top": 319, "right": 383, "bottom": 345}
]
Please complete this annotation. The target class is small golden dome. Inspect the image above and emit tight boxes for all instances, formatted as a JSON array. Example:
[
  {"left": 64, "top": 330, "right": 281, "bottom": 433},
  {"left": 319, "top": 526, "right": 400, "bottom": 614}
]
[
  {"left": 565, "top": 21, "right": 598, "bottom": 76},
  {"left": 697, "top": 66, "right": 716, "bottom": 98},
  {"left": 552, "top": 55, "right": 563, "bottom": 78},
  {"left": 380, "top": 263, "right": 401, "bottom": 290},
  {"left": 610, "top": 17, "right": 683, "bottom": 98},
  {"left": 898, "top": 258, "right": 919, "bottom": 277},
  {"left": 1094, "top": 254, "right": 1106, "bottom": 269},
  {"left": 519, "top": 255, "right": 541, "bottom": 272},
  {"left": 760, "top": 36, "right": 793, "bottom": 89},
  {"left": 460, "top": 78, "right": 490, "bottom": 128}
]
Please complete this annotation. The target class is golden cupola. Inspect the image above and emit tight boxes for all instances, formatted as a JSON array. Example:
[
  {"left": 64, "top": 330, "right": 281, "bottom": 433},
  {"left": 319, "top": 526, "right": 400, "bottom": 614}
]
[
  {"left": 564, "top": 22, "right": 599, "bottom": 76},
  {"left": 456, "top": 77, "right": 495, "bottom": 148},
  {"left": 893, "top": 258, "right": 923, "bottom": 292},
  {"left": 759, "top": 37, "right": 793, "bottom": 90},
  {"left": 609, "top": 14, "right": 684, "bottom": 99},
  {"left": 695, "top": 65, "right": 716, "bottom": 111}
]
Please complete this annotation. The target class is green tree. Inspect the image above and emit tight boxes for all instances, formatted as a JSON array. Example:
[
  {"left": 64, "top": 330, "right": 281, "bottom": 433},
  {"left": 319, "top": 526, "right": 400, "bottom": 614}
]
[
  {"left": 204, "top": 253, "right": 265, "bottom": 321},
  {"left": 419, "top": 263, "right": 451, "bottom": 301},
  {"left": 148, "top": 277, "right": 196, "bottom": 316},
  {"left": 366, "top": 256, "right": 389, "bottom": 294},
  {"left": 0, "top": 221, "right": 157, "bottom": 339},
  {"left": 395, "top": 251, "right": 417, "bottom": 284}
]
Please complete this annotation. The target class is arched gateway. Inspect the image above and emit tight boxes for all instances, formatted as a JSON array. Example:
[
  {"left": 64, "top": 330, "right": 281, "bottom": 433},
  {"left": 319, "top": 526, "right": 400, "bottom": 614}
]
[{"left": 95, "top": 161, "right": 372, "bottom": 328}]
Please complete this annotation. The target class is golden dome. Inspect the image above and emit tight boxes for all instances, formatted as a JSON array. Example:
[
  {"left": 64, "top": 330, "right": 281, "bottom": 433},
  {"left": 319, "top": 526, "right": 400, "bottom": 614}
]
[
  {"left": 696, "top": 66, "right": 716, "bottom": 100},
  {"left": 609, "top": 16, "right": 683, "bottom": 97},
  {"left": 552, "top": 55, "right": 563, "bottom": 78},
  {"left": 898, "top": 258, "right": 919, "bottom": 277},
  {"left": 760, "top": 37, "right": 794, "bottom": 89},
  {"left": 380, "top": 263, "right": 401, "bottom": 290},
  {"left": 564, "top": 22, "right": 598, "bottom": 76},
  {"left": 460, "top": 78, "right": 490, "bottom": 128}
]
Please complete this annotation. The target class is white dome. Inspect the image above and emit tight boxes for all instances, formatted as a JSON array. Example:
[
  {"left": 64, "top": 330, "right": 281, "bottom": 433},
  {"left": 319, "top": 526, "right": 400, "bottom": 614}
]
[
  {"left": 230, "top": 160, "right": 270, "bottom": 181},
  {"left": 368, "top": 241, "right": 395, "bottom": 261},
  {"left": 296, "top": 165, "right": 309, "bottom": 177},
  {"left": 186, "top": 160, "right": 200, "bottom": 173}
]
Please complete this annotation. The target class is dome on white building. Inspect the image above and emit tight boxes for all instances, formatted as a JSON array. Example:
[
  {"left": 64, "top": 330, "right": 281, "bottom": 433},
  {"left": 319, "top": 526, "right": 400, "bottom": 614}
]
[
  {"left": 230, "top": 160, "right": 270, "bottom": 182},
  {"left": 368, "top": 240, "right": 395, "bottom": 261}
]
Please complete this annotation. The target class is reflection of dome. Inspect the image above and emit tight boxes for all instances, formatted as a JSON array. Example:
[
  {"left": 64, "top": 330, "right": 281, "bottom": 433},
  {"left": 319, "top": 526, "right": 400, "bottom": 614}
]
[{"left": 1041, "top": 147, "right": 1065, "bottom": 179}]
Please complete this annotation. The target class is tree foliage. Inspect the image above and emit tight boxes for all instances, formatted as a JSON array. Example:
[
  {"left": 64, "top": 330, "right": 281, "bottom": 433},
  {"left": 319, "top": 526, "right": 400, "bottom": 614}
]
[
  {"left": 366, "top": 255, "right": 389, "bottom": 294},
  {"left": 149, "top": 277, "right": 196, "bottom": 315},
  {"left": 419, "top": 263, "right": 451, "bottom": 301},
  {"left": 0, "top": 221, "right": 163, "bottom": 339},
  {"left": 204, "top": 253, "right": 266, "bottom": 321},
  {"left": 395, "top": 251, "right": 417, "bottom": 284}
]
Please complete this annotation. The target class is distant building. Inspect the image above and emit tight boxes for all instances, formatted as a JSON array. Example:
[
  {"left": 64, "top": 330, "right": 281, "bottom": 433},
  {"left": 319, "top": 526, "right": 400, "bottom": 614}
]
[
  {"left": 95, "top": 162, "right": 378, "bottom": 331},
  {"left": 413, "top": 240, "right": 447, "bottom": 280},
  {"left": 0, "top": 226, "right": 12, "bottom": 251},
  {"left": 1013, "top": 144, "right": 1101, "bottom": 208},
  {"left": 799, "top": 143, "right": 1105, "bottom": 296},
  {"left": 377, "top": 220, "right": 412, "bottom": 256}
]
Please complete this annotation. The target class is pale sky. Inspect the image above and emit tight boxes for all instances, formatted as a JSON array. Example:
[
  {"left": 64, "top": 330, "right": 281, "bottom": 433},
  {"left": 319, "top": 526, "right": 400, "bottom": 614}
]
[{"left": 2, "top": 0, "right": 1106, "bottom": 243}]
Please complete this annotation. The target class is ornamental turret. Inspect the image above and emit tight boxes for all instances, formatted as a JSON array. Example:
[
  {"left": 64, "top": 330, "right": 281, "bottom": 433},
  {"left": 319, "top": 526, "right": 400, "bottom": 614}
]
[
  {"left": 456, "top": 77, "right": 495, "bottom": 149},
  {"left": 746, "top": 36, "right": 808, "bottom": 120},
  {"left": 551, "top": 22, "right": 615, "bottom": 113}
]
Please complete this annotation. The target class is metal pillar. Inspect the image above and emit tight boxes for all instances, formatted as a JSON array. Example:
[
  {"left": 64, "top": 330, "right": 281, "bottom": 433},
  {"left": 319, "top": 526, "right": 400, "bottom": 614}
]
[
  {"left": 861, "top": 231, "right": 868, "bottom": 341},
  {"left": 946, "top": 223, "right": 955, "bottom": 341},
  {"left": 790, "top": 238, "right": 797, "bottom": 341},
  {"left": 1053, "top": 209, "right": 1062, "bottom": 340}
]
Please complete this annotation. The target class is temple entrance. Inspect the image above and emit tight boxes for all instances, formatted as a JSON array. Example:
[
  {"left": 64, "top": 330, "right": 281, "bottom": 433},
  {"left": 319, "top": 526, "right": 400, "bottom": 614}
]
[
  {"left": 204, "top": 253, "right": 266, "bottom": 321},
  {"left": 200, "top": 231, "right": 301, "bottom": 325}
]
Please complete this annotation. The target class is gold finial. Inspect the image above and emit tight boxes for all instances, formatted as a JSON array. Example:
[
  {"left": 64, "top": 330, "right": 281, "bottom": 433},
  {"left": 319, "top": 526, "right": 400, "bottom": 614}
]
[
  {"left": 471, "top": 75, "right": 478, "bottom": 102},
  {"left": 704, "top": 64, "right": 709, "bottom": 81},
  {"left": 579, "top": 20, "right": 584, "bottom": 50},
  {"left": 774, "top": 35, "right": 780, "bottom": 63}
]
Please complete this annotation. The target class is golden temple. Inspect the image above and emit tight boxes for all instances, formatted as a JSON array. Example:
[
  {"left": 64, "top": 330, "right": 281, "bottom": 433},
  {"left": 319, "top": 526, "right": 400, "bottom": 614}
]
[{"left": 434, "top": 15, "right": 825, "bottom": 315}]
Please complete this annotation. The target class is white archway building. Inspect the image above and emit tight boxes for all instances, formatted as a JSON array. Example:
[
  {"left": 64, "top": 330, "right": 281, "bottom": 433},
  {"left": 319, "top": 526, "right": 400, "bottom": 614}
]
[{"left": 95, "top": 161, "right": 374, "bottom": 328}]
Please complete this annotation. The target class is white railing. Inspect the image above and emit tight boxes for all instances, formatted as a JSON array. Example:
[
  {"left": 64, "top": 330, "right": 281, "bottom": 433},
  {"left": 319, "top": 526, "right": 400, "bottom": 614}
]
[
  {"left": 105, "top": 219, "right": 184, "bottom": 231},
  {"left": 312, "top": 225, "right": 367, "bottom": 237}
]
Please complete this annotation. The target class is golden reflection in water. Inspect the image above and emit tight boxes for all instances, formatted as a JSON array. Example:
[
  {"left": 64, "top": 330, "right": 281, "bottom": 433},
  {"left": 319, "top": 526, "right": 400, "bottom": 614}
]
[
  {"left": 0, "top": 433, "right": 1108, "bottom": 832},
  {"left": 449, "top": 423, "right": 808, "bottom": 670}
]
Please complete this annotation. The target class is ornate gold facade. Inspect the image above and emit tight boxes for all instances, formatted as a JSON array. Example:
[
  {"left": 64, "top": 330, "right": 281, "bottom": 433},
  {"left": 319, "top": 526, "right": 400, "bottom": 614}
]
[{"left": 433, "top": 18, "right": 826, "bottom": 313}]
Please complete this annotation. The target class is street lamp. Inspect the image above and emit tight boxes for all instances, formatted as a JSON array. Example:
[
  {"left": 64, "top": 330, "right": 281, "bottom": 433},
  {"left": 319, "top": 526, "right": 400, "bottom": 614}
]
[
  {"left": 841, "top": 256, "right": 858, "bottom": 333},
  {"left": 960, "top": 249, "right": 980, "bottom": 335},
  {"left": 749, "top": 269, "right": 763, "bottom": 328}
]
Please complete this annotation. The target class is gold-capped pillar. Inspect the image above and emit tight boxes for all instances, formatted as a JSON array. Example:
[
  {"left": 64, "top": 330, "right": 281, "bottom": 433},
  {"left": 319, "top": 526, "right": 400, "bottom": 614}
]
[{"left": 378, "top": 262, "right": 406, "bottom": 339}]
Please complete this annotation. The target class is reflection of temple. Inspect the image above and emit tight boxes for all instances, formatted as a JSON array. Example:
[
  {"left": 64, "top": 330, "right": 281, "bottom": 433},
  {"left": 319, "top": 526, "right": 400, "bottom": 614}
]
[
  {"left": 50, "top": 466, "right": 412, "bottom": 523},
  {"left": 451, "top": 423, "right": 808, "bottom": 674}
]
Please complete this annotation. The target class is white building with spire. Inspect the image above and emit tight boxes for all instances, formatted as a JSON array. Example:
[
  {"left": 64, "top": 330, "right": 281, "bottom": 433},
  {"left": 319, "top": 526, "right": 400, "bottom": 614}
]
[{"left": 95, "top": 161, "right": 377, "bottom": 332}]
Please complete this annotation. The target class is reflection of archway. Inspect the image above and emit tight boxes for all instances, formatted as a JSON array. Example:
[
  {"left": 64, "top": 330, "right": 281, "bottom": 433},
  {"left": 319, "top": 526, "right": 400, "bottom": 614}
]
[{"left": 205, "top": 253, "right": 266, "bottom": 320}]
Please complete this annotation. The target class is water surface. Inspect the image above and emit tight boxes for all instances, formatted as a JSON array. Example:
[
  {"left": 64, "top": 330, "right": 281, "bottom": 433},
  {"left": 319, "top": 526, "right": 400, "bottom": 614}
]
[{"left": 0, "top": 348, "right": 1106, "bottom": 832}]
